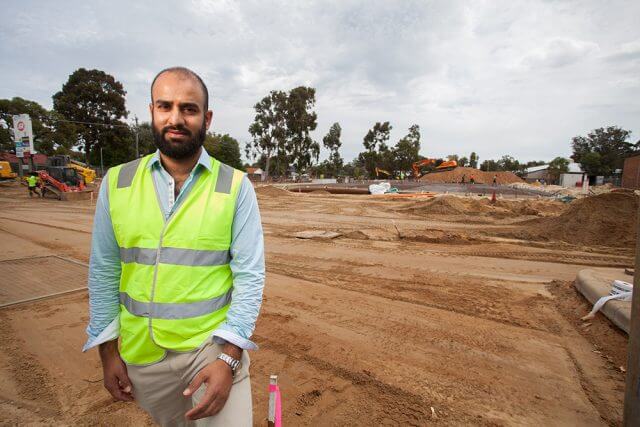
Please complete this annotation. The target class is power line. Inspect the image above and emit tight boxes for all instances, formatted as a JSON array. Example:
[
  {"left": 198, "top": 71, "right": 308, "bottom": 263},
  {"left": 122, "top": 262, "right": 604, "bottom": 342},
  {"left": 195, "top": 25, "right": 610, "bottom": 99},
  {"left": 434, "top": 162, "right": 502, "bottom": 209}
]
[{"left": 0, "top": 112, "right": 133, "bottom": 129}]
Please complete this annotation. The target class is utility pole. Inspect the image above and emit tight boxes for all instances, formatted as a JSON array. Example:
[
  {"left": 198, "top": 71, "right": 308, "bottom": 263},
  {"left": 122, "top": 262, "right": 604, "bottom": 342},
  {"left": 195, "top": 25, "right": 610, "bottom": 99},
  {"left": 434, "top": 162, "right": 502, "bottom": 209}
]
[
  {"left": 623, "top": 203, "right": 640, "bottom": 425},
  {"left": 134, "top": 116, "right": 139, "bottom": 158},
  {"left": 100, "top": 146, "right": 104, "bottom": 177}
]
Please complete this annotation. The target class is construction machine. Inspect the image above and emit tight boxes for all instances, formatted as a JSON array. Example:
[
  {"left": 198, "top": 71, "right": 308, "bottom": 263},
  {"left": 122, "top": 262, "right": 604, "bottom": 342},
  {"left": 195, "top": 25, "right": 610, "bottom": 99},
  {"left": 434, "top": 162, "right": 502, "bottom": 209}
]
[
  {"left": 0, "top": 161, "right": 17, "bottom": 180},
  {"left": 412, "top": 159, "right": 458, "bottom": 178},
  {"left": 49, "top": 155, "right": 96, "bottom": 184},
  {"left": 375, "top": 167, "right": 392, "bottom": 178},
  {"left": 37, "top": 161, "right": 86, "bottom": 200}
]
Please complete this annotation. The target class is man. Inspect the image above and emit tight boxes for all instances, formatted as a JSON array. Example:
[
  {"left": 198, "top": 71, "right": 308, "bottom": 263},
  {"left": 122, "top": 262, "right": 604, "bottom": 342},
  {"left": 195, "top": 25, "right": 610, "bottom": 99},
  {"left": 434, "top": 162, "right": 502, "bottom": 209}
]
[
  {"left": 84, "top": 67, "right": 265, "bottom": 426},
  {"left": 27, "top": 172, "right": 40, "bottom": 197}
]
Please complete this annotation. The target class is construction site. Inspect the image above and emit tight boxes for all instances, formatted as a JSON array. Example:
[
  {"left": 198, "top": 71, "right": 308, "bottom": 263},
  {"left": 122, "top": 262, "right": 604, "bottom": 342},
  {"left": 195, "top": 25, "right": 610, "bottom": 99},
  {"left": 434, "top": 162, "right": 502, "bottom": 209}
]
[{"left": 0, "top": 166, "right": 635, "bottom": 425}]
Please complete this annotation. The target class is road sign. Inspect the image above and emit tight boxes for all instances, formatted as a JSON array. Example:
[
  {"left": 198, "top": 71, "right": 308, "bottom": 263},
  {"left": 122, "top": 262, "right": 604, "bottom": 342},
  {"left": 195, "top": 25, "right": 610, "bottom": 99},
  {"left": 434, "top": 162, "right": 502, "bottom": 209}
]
[{"left": 12, "top": 114, "right": 34, "bottom": 158}]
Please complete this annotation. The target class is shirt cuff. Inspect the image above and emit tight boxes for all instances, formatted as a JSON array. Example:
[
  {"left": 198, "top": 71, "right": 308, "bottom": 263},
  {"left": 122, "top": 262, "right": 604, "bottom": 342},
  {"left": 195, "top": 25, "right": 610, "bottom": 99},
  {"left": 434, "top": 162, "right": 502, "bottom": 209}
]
[
  {"left": 212, "top": 329, "right": 258, "bottom": 351},
  {"left": 82, "top": 317, "right": 120, "bottom": 352}
]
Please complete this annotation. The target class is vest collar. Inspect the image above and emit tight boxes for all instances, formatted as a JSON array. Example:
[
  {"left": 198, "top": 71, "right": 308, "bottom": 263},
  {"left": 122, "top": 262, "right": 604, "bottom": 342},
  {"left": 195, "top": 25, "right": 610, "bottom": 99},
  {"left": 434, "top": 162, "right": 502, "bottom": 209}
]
[{"left": 147, "top": 148, "right": 213, "bottom": 174}]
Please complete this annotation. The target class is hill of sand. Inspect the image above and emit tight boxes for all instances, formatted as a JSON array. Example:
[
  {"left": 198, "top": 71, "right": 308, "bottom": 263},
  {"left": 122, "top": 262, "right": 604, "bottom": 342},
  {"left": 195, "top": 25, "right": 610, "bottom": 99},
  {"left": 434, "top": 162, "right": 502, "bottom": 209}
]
[
  {"left": 525, "top": 192, "right": 638, "bottom": 247},
  {"left": 419, "top": 167, "right": 522, "bottom": 184},
  {"left": 397, "top": 195, "right": 566, "bottom": 218}
]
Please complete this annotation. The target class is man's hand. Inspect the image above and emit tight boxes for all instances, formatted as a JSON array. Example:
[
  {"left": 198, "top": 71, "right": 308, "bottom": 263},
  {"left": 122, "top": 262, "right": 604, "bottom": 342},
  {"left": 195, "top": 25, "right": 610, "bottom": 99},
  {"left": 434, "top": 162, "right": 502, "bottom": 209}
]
[
  {"left": 183, "top": 359, "right": 233, "bottom": 420},
  {"left": 99, "top": 340, "right": 134, "bottom": 402}
]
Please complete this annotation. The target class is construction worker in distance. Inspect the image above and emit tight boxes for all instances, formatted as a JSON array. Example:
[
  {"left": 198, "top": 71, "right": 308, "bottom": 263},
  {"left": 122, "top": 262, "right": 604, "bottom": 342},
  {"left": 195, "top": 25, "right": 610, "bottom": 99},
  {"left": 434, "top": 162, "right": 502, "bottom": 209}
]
[
  {"left": 492, "top": 174, "right": 497, "bottom": 186},
  {"left": 27, "top": 173, "right": 40, "bottom": 197},
  {"left": 460, "top": 174, "right": 466, "bottom": 184},
  {"left": 470, "top": 175, "right": 475, "bottom": 184},
  {"left": 84, "top": 67, "right": 265, "bottom": 426}
]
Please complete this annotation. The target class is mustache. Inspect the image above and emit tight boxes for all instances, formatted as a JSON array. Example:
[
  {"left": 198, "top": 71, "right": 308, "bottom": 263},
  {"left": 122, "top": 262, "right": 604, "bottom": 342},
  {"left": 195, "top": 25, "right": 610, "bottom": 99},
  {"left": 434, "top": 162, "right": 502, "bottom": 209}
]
[{"left": 162, "top": 125, "right": 192, "bottom": 136}]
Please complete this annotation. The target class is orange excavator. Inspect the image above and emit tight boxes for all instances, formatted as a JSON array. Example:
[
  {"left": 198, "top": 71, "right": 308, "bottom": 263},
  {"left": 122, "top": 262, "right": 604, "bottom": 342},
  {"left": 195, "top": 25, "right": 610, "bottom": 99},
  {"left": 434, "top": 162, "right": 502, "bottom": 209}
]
[{"left": 412, "top": 159, "right": 458, "bottom": 178}]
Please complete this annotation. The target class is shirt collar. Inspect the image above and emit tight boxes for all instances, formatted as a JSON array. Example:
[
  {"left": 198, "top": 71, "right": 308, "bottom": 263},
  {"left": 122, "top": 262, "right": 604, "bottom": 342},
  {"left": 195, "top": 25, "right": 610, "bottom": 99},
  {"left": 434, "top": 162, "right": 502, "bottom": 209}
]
[{"left": 147, "top": 148, "right": 212, "bottom": 173}]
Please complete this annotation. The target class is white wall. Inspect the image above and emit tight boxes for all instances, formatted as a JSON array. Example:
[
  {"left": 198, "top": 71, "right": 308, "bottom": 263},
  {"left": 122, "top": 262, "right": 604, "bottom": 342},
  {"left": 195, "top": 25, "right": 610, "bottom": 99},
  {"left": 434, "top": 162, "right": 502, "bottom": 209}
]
[{"left": 559, "top": 173, "right": 583, "bottom": 188}]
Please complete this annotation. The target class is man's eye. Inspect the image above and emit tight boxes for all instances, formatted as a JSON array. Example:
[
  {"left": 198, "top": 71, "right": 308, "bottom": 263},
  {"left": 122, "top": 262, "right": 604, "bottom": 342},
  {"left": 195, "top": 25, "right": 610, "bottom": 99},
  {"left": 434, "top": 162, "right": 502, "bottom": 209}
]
[{"left": 184, "top": 107, "right": 197, "bottom": 113}]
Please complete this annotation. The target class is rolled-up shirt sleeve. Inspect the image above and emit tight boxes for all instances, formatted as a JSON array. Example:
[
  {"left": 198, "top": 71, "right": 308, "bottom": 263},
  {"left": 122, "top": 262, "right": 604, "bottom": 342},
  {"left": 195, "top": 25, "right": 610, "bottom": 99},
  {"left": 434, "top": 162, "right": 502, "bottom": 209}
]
[
  {"left": 83, "top": 173, "right": 122, "bottom": 351},
  {"left": 212, "top": 176, "right": 265, "bottom": 350}
]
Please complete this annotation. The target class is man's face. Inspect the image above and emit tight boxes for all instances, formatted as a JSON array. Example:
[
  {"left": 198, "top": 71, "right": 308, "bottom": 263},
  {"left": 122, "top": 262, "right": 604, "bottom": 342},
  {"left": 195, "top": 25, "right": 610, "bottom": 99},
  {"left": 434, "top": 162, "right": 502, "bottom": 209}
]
[{"left": 149, "top": 72, "right": 212, "bottom": 160}]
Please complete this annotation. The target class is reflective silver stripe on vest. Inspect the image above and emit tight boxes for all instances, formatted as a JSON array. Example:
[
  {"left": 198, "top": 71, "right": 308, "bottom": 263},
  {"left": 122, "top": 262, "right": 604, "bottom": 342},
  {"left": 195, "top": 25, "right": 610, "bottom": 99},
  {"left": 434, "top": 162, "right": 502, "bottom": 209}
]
[
  {"left": 117, "top": 157, "right": 143, "bottom": 188},
  {"left": 215, "top": 163, "right": 234, "bottom": 194},
  {"left": 119, "top": 289, "right": 232, "bottom": 319},
  {"left": 120, "top": 247, "right": 231, "bottom": 266}
]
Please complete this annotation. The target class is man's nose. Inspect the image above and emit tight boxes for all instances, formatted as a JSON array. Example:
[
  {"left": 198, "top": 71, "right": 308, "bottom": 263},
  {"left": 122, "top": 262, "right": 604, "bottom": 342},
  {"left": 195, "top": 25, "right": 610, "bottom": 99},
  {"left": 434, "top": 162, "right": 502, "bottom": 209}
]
[{"left": 168, "top": 106, "right": 185, "bottom": 127}]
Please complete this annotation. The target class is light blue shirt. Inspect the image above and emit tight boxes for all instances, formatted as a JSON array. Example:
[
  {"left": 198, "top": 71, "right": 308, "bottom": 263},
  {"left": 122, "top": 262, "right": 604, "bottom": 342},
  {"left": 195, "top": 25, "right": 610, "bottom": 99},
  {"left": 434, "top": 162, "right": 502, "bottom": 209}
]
[{"left": 83, "top": 149, "right": 265, "bottom": 352}]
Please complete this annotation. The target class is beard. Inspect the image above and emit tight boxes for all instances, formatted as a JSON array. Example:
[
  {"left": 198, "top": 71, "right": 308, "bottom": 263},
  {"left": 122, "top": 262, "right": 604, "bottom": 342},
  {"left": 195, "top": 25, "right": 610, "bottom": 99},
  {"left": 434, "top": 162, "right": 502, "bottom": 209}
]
[{"left": 152, "top": 119, "right": 206, "bottom": 160}]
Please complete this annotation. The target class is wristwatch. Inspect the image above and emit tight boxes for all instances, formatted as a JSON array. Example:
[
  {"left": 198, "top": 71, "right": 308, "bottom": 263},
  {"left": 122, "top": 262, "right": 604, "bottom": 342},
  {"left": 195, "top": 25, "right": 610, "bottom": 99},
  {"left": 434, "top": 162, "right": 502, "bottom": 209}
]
[{"left": 217, "top": 353, "right": 242, "bottom": 377}]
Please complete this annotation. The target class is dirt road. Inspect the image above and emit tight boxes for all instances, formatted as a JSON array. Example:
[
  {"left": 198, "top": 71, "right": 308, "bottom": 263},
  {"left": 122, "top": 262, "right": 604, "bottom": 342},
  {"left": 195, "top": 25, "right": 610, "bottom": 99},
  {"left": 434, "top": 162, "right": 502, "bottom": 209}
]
[{"left": 0, "top": 182, "right": 630, "bottom": 425}]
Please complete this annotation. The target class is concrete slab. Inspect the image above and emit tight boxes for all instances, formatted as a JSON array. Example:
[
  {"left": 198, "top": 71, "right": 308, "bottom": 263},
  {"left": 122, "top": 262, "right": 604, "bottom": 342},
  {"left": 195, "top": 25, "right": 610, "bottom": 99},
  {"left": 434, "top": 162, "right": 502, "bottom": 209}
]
[{"left": 574, "top": 269, "right": 633, "bottom": 333}]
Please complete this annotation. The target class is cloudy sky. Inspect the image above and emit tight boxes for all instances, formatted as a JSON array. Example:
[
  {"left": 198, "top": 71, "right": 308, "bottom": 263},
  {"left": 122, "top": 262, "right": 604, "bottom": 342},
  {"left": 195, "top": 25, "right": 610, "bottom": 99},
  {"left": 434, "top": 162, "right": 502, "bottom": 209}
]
[{"left": 1, "top": 0, "right": 639, "bottom": 163}]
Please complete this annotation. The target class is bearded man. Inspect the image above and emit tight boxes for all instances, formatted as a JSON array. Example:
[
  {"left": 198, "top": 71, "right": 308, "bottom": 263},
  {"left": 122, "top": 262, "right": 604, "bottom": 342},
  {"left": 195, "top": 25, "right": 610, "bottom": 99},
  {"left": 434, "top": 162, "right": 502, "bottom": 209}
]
[{"left": 84, "top": 66, "right": 264, "bottom": 426}]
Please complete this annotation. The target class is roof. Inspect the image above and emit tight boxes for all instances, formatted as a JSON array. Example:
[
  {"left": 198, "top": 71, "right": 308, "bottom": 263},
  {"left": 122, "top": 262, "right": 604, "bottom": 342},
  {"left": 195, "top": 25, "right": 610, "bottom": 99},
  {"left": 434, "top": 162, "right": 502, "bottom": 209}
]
[
  {"left": 525, "top": 164, "right": 549, "bottom": 173},
  {"left": 525, "top": 162, "right": 583, "bottom": 174},
  {"left": 246, "top": 167, "right": 263, "bottom": 174}
]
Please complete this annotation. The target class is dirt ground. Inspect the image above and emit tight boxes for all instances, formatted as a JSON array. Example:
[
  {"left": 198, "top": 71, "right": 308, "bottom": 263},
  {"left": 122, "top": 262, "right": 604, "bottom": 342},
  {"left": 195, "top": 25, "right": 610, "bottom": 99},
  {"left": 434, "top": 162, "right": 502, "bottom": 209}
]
[{"left": 0, "top": 181, "right": 632, "bottom": 426}]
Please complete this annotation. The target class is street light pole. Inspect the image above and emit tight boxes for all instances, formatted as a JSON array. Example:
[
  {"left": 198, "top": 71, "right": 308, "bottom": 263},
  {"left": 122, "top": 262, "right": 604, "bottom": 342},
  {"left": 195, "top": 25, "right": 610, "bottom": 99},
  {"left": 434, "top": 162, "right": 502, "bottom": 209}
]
[
  {"left": 623, "top": 203, "right": 640, "bottom": 425},
  {"left": 100, "top": 146, "right": 104, "bottom": 177}
]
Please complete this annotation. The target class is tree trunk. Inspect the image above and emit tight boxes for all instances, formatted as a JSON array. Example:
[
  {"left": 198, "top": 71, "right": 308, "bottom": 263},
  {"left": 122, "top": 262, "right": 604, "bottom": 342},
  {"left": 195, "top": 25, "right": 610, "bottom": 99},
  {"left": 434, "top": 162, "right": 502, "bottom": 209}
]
[{"left": 264, "top": 155, "right": 271, "bottom": 182}]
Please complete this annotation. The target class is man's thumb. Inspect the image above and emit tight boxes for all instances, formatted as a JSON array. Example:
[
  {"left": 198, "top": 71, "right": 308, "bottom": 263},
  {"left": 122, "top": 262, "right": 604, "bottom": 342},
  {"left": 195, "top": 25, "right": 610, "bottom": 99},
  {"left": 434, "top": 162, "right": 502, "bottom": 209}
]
[{"left": 184, "top": 373, "right": 204, "bottom": 396}]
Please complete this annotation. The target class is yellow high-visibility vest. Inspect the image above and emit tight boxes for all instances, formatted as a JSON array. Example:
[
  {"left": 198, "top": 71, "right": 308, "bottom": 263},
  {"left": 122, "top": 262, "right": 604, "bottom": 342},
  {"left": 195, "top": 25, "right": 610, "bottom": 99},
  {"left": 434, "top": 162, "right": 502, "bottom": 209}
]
[{"left": 108, "top": 154, "right": 244, "bottom": 365}]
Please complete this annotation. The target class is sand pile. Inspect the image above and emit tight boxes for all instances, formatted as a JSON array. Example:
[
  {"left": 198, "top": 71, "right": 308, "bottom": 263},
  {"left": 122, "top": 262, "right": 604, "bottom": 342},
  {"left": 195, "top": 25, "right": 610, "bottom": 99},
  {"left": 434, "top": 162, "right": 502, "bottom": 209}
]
[
  {"left": 398, "top": 195, "right": 563, "bottom": 218},
  {"left": 526, "top": 192, "right": 638, "bottom": 247},
  {"left": 255, "top": 185, "right": 292, "bottom": 197},
  {"left": 419, "top": 167, "right": 522, "bottom": 184}
]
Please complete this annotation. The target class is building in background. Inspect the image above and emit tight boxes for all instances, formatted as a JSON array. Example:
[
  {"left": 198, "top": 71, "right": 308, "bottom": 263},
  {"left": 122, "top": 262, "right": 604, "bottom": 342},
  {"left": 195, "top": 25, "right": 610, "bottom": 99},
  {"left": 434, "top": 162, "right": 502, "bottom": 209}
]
[
  {"left": 622, "top": 155, "right": 640, "bottom": 189},
  {"left": 246, "top": 167, "right": 264, "bottom": 182}
]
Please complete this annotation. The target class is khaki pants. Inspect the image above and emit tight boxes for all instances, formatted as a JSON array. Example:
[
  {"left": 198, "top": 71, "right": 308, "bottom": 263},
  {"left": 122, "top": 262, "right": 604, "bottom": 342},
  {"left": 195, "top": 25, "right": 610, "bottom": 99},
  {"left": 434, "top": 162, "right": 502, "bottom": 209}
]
[{"left": 126, "top": 342, "right": 252, "bottom": 427}]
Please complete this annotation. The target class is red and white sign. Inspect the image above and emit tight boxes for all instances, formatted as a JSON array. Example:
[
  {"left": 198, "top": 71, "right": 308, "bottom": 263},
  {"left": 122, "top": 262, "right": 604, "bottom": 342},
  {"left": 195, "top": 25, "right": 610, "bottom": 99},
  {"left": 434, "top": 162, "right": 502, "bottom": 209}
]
[{"left": 12, "top": 114, "right": 34, "bottom": 158}]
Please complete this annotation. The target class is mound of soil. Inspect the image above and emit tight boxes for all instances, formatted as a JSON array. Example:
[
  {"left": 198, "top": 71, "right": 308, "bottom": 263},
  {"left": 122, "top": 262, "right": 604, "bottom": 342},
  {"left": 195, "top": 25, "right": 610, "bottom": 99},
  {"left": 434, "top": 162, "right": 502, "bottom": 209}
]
[
  {"left": 309, "top": 189, "right": 332, "bottom": 195},
  {"left": 398, "top": 195, "right": 560, "bottom": 217},
  {"left": 419, "top": 167, "right": 522, "bottom": 184},
  {"left": 255, "top": 185, "right": 292, "bottom": 197},
  {"left": 527, "top": 192, "right": 638, "bottom": 247}
]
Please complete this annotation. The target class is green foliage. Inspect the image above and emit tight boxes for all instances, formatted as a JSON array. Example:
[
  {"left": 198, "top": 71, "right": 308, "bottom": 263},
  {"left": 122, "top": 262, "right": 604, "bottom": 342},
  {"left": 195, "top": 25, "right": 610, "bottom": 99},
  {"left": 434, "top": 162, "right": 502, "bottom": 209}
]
[
  {"left": 53, "top": 68, "right": 129, "bottom": 164},
  {"left": 0, "top": 97, "right": 73, "bottom": 155},
  {"left": 204, "top": 132, "right": 244, "bottom": 170},
  {"left": 469, "top": 152, "right": 479, "bottom": 169},
  {"left": 393, "top": 124, "right": 420, "bottom": 173},
  {"left": 571, "top": 126, "right": 637, "bottom": 176},
  {"left": 362, "top": 121, "right": 392, "bottom": 178},
  {"left": 246, "top": 90, "right": 287, "bottom": 180},
  {"left": 322, "top": 122, "right": 343, "bottom": 176},
  {"left": 547, "top": 156, "right": 570, "bottom": 182},
  {"left": 132, "top": 121, "right": 156, "bottom": 157},
  {"left": 246, "top": 87, "right": 319, "bottom": 178},
  {"left": 458, "top": 156, "right": 468, "bottom": 167},
  {"left": 285, "top": 87, "right": 319, "bottom": 173}
]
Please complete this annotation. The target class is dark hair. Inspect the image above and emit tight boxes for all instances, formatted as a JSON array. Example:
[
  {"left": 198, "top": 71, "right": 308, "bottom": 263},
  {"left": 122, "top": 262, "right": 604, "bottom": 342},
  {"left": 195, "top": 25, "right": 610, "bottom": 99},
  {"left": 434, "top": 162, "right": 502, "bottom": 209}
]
[{"left": 150, "top": 66, "right": 209, "bottom": 111}]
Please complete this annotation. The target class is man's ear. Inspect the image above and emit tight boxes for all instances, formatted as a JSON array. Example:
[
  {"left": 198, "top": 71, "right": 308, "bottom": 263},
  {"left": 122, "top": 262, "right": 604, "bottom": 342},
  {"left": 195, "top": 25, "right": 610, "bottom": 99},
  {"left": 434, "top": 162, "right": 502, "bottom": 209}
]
[
  {"left": 149, "top": 103, "right": 153, "bottom": 117},
  {"left": 205, "top": 110, "right": 213, "bottom": 130}
]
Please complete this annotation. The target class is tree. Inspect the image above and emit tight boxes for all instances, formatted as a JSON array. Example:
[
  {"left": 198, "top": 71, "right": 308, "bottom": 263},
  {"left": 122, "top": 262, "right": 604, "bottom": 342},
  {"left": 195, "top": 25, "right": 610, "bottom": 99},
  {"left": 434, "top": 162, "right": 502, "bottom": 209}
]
[
  {"left": 571, "top": 126, "right": 638, "bottom": 176},
  {"left": 285, "top": 86, "right": 319, "bottom": 173},
  {"left": 458, "top": 156, "right": 468, "bottom": 167},
  {"left": 547, "top": 156, "right": 570, "bottom": 183},
  {"left": 204, "top": 132, "right": 244, "bottom": 170},
  {"left": 362, "top": 121, "right": 392, "bottom": 178},
  {"left": 469, "top": 152, "right": 479, "bottom": 168},
  {"left": 480, "top": 159, "right": 499, "bottom": 171},
  {"left": 0, "top": 97, "right": 73, "bottom": 155},
  {"left": 496, "top": 155, "right": 520, "bottom": 172},
  {"left": 132, "top": 121, "right": 156, "bottom": 157},
  {"left": 394, "top": 124, "right": 420, "bottom": 173},
  {"left": 53, "top": 68, "right": 129, "bottom": 163},
  {"left": 246, "top": 90, "right": 287, "bottom": 181},
  {"left": 322, "top": 122, "right": 343, "bottom": 177}
]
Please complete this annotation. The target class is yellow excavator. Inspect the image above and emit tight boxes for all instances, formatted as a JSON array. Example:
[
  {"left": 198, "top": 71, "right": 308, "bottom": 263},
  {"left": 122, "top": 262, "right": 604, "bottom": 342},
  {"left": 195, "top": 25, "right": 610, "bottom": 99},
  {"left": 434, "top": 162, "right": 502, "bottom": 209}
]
[
  {"left": 49, "top": 156, "right": 96, "bottom": 184},
  {"left": 375, "top": 167, "right": 392, "bottom": 178},
  {"left": 0, "top": 161, "right": 17, "bottom": 180}
]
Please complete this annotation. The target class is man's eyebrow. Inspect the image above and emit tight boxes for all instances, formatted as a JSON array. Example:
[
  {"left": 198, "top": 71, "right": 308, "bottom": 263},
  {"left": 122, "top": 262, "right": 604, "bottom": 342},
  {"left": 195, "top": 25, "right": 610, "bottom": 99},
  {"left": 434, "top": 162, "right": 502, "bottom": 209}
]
[
  {"left": 155, "top": 99, "right": 171, "bottom": 105},
  {"left": 179, "top": 102, "right": 200, "bottom": 109}
]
